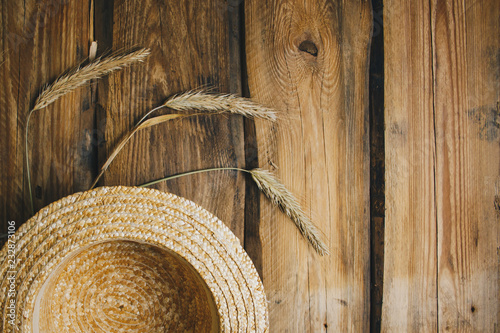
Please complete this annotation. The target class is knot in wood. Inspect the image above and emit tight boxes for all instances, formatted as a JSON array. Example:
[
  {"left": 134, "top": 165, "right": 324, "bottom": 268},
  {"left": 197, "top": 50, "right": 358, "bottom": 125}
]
[{"left": 298, "top": 40, "right": 318, "bottom": 57}]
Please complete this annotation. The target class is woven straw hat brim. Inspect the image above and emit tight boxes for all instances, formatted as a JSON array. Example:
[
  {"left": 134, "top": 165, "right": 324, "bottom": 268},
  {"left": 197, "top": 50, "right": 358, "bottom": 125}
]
[{"left": 0, "top": 186, "right": 268, "bottom": 332}]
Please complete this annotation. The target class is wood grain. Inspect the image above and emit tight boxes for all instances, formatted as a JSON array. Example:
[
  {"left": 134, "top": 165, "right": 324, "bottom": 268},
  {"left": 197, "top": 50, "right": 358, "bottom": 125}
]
[
  {"left": 94, "top": 0, "right": 246, "bottom": 239},
  {"left": 383, "top": 0, "right": 499, "bottom": 331},
  {"left": 2, "top": 0, "right": 496, "bottom": 330},
  {"left": 382, "top": 1, "right": 438, "bottom": 331},
  {"left": 0, "top": 0, "right": 93, "bottom": 230},
  {"left": 245, "top": 0, "right": 372, "bottom": 331},
  {"left": 432, "top": 0, "right": 499, "bottom": 330}
]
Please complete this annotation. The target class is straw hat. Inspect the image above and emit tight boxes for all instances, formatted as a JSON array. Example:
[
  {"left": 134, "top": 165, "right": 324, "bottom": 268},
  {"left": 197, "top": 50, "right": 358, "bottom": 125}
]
[{"left": 0, "top": 186, "right": 268, "bottom": 332}]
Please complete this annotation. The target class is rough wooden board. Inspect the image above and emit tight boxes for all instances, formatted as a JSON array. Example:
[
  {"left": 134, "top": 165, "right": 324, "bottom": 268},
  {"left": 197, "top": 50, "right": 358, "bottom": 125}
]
[
  {"left": 94, "top": 0, "right": 246, "bottom": 239},
  {"left": 382, "top": 1, "right": 438, "bottom": 331},
  {"left": 383, "top": 0, "right": 500, "bottom": 331},
  {"left": 245, "top": 0, "right": 372, "bottom": 331},
  {"left": 432, "top": 0, "right": 499, "bottom": 330},
  {"left": 0, "top": 0, "right": 93, "bottom": 230}
]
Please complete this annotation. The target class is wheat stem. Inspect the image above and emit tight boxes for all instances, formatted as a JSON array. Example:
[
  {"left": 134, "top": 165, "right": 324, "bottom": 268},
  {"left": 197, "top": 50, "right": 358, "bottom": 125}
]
[
  {"left": 25, "top": 111, "right": 35, "bottom": 214},
  {"left": 138, "top": 167, "right": 249, "bottom": 187},
  {"left": 90, "top": 113, "right": 192, "bottom": 189}
]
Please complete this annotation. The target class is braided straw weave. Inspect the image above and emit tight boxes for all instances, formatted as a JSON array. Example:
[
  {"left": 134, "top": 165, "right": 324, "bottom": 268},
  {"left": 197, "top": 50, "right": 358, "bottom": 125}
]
[{"left": 0, "top": 187, "right": 268, "bottom": 332}]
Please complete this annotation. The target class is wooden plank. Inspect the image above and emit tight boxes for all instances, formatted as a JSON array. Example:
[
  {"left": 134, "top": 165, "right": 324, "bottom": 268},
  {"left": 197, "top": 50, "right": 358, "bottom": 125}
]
[
  {"left": 0, "top": 0, "right": 93, "bottom": 231},
  {"left": 383, "top": 0, "right": 500, "bottom": 331},
  {"left": 245, "top": 0, "right": 372, "bottom": 331},
  {"left": 94, "top": 0, "right": 245, "bottom": 239},
  {"left": 432, "top": 0, "right": 500, "bottom": 330},
  {"left": 382, "top": 0, "right": 438, "bottom": 331}
]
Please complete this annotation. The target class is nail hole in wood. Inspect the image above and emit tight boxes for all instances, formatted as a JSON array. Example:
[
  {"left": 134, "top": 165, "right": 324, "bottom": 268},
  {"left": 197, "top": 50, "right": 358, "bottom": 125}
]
[
  {"left": 299, "top": 40, "right": 318, "bottom": 57},
  {"left": 471, "top": 305, "right": 476, "bottom": 313}
]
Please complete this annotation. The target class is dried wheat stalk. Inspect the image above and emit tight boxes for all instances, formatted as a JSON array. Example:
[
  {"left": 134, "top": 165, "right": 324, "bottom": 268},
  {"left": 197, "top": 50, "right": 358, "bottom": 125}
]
[
  {"left": 26, "top": 48, "right": 150, "bottom": 214},
  {"left": 139, "top": 167, "right": 329, "bottom": 256},
  {"left": 91, "top": 92, "right": 277, "bottom": 188}
]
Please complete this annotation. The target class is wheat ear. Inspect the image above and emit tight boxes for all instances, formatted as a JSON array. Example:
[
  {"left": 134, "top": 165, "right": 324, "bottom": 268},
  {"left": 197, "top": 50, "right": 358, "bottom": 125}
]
[
  {"left": 163, "top": 90, "right": 277, "bottom": 121},
  {"left": 32, "top": 48, "right": 150, "bottom": 111},
  {"left": 26, "top": 48, "right": 150, "bottom": 214},
  {"left": 249, "top": 168, "right": 329, "bottom": 256},
  {"left": 139, "top": 167, "right": 329, "bottom": 256}
]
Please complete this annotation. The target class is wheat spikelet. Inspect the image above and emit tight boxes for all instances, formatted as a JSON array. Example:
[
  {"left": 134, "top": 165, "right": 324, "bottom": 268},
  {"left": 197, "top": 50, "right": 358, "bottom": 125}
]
[
  {"left": 33, "top": 48, "right": 150, "bottom": 111},
  {"left": 249, "top": 168, "right": 329, "bottom": 256},
  {"left": 163, "top": 90, "right": 277, "bottom": 121}
]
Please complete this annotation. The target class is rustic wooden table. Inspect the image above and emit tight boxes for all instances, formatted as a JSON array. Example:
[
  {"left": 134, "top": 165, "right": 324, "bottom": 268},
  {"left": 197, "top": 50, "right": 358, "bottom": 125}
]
[{"left": 0, "top": 0, "right": 498, "bottom": 331}]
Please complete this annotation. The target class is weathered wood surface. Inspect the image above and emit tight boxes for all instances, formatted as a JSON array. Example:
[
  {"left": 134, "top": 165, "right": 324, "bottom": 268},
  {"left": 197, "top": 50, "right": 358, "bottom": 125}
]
[
  {"left": 383, "top": 0, "right": 499, "bottom": 331},
  {"left": 1, "top": 0, "right": 499, "bottom": 331},
  {"left": 94, "top": 0, "right": 246, "bottom": 240},
  {"left": 433, "top": 0, "right": 499, "bottom": 330},
  {"left": 0, "top": 0, "right": 93, "bottom": 228},
  {"left": 382, "top": 0, "right": 438, "bottom": 330},
  {"left": 245, "top": 0, "right": 372, "bottom": 331}
]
